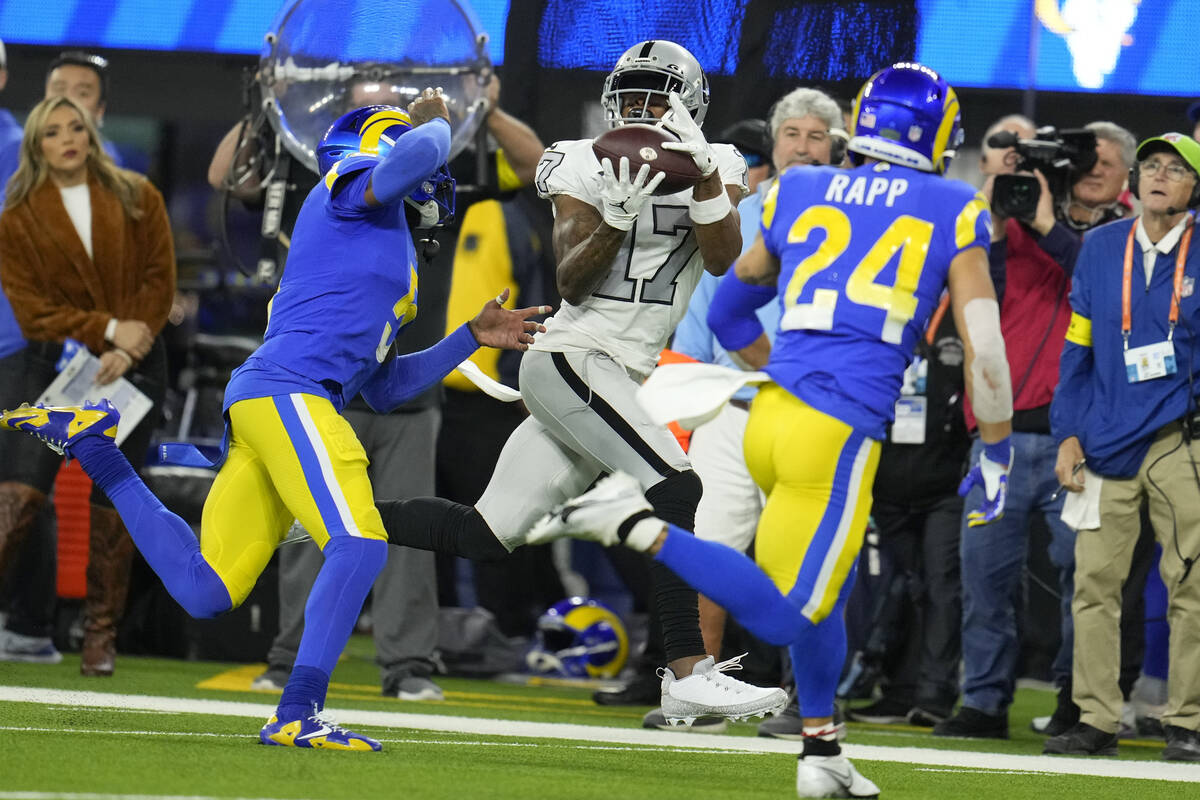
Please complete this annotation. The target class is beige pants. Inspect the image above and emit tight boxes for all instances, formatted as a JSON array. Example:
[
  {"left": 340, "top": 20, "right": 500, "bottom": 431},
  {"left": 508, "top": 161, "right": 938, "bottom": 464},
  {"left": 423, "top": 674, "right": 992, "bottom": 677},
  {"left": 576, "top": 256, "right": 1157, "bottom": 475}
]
[{"left": 1074, "top": 424, "right": 1200, "bottom": 733}]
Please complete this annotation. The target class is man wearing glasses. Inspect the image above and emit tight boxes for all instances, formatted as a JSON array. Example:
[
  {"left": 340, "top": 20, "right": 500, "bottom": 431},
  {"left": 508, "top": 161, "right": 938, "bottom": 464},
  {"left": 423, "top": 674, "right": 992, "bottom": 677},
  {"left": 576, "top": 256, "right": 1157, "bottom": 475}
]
[{"left": 1048, "top": 133, "right": 1200, "bottom": 761}]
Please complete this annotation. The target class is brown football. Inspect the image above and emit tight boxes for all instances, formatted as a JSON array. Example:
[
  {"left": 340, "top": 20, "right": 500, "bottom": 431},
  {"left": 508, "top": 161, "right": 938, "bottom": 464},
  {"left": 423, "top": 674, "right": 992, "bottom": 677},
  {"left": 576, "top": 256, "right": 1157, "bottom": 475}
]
[{"left": 592, "top": 123, "right": 704, "bottom": 196}]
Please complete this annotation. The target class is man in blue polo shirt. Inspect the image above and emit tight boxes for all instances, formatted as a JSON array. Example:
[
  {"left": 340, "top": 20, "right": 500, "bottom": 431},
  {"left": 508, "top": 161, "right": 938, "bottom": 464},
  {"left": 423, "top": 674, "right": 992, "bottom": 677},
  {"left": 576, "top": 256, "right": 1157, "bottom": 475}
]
[{"left": 1049, "top": 132, "right": 1200, "bottom": 761}]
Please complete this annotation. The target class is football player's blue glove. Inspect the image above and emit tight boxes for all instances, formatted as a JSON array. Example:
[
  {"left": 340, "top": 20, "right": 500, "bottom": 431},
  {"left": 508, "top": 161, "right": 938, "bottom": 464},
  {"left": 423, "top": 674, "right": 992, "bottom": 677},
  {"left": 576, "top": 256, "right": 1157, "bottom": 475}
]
[{"left": 959, "top": 438, "right": 1012, "bottom": 527}]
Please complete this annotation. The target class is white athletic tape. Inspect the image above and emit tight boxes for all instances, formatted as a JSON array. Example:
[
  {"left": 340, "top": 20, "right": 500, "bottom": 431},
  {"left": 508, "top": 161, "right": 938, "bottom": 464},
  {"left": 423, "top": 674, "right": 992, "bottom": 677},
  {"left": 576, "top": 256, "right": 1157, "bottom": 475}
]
[{"left": 962, "top": 298, "right": 1012, "bottom": 423}]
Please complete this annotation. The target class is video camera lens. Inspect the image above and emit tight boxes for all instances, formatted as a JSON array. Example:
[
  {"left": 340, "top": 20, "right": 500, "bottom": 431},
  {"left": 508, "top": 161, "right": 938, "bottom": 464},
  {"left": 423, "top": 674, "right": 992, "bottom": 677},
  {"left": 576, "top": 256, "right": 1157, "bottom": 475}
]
[
  {"left": 993, "top": 174, "right": 1041, "bottom": 219},
  {"left": 989, "top": 127, "right": 1097, "bottom": 220}
]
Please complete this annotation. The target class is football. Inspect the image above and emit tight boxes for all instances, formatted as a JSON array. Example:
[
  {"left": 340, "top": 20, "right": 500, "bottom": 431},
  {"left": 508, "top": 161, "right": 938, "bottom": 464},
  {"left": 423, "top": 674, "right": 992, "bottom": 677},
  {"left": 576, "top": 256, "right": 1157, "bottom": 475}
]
[{"left": 592, "top": 124, "right": 704, "bottom": 196}]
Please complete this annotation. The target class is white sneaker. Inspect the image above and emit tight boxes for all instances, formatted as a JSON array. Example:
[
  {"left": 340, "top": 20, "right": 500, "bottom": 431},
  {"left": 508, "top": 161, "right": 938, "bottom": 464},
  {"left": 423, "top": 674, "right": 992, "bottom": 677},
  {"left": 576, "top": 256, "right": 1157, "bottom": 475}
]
[
  {"left": 0, "top": 629, "right": 63, "bottom": 664},
  {"left": 659, "top": 653, "right": 788, "bottom": 726},
  {"left": 796, "top": 754, "right": 880, "bottom": 798},
  {"left": 250, "top": 666, "right": 289, "bottom": 691},
  {"left": 387, "top": 675, "right": 445, "bottom": 701},
  {"left": 527, "top": 472, "right": 659, "bottom": 549}
]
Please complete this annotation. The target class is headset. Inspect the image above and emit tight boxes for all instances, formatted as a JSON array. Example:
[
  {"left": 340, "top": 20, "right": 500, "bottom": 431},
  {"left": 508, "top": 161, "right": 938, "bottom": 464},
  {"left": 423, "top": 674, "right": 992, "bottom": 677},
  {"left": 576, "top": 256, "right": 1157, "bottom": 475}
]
[{"left": 829, "top": 128, "right": 849, "bottom": 166}]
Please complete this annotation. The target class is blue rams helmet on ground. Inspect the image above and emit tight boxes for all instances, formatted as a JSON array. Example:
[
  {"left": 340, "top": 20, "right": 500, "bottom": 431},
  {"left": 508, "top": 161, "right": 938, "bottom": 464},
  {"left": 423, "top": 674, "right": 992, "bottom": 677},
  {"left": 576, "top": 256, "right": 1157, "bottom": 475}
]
[
  {"left": 316, "top": 104, "right": 455, "bottom": 227},
  {"left": 848, "top": 62, "right": 964, "bottom": 174},
  {"left": 525, "top": 597, "right": 629, "bottom": 679}
]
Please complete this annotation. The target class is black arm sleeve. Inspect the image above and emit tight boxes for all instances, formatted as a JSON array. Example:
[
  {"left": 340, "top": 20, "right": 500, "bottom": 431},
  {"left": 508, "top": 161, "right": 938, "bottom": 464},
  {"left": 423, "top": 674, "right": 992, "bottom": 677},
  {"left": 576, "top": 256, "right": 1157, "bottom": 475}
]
[
  {"left": 377, "top": 497, "right": 510, "bottom": 560},
  {"left": 988, "top": 238, "right": 1008, "bottom": 307}
]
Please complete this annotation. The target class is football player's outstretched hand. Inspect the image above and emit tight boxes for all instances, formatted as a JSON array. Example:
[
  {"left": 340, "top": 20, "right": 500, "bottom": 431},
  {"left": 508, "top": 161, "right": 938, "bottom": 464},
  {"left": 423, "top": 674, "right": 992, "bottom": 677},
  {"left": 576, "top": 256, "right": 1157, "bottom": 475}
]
[
  {"left": 600, "top": 156, "right": 665, "bottom": 231},
  {"left": 408, "top": 86, "right": 451, "bottom": 126},
  {"left": 660, "top": 92, "right": 717, "bottom": 177},
  {"left": 468, "top": 288, "right": 552, "bottom": 351}
]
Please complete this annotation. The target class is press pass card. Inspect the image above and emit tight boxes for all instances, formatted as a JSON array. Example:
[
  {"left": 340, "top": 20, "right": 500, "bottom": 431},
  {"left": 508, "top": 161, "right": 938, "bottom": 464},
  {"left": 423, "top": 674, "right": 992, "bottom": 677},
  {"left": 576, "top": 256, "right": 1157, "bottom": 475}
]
[{"left": 1123, "top": 340, "right": 1177, "bottom": 383}]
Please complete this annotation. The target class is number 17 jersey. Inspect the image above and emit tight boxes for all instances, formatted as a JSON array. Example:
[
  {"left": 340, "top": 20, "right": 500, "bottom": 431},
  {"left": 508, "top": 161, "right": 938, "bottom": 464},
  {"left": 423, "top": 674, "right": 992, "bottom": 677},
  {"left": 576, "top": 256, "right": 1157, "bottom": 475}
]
[
  {"left": 760, "top": 161, "right": 990, "bottom": 439},
  {"left": 531, "top": 138, "right": 748, "bottom": 377}
]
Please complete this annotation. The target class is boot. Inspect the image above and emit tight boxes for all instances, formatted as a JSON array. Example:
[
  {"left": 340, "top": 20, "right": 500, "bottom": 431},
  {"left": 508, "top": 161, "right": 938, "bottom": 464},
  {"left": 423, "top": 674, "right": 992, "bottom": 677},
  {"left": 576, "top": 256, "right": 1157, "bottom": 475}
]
[
  {"left": 81, "top": 504, "right": 134, "bottom": 676},
  {"left": 0, "top": 481, "right": 48, "bottom": 575}
]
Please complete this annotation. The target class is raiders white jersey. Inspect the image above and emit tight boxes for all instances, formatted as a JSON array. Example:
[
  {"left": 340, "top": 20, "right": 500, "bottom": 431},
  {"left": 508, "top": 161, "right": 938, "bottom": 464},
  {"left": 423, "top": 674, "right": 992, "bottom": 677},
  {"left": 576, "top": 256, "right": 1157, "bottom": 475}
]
[{"left": 531, "top": 137, "right": 749, "bottom": 377}]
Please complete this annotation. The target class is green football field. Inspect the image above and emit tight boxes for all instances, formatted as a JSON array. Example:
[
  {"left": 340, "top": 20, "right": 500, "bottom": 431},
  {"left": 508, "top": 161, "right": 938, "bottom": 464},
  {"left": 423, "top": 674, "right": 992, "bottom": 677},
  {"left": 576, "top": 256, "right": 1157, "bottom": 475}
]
[{"left": 1, "top": 637, "right": 1195, "bottom": 800}]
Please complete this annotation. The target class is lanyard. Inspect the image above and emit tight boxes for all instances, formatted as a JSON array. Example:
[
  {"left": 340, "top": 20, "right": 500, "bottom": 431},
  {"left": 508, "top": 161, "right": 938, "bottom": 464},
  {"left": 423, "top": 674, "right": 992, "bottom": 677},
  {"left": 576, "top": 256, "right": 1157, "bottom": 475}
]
[
  {"left": 925, "top": 291, "right": 950, "bottom": 347},
  {"left": 1121, "top": 219, "right": 1193, "bottom": 349}
]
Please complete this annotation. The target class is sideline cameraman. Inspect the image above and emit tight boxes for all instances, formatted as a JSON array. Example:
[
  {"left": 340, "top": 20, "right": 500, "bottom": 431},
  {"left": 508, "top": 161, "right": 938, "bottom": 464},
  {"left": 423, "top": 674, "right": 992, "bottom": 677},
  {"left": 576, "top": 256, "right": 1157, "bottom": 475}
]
[{"left": 934, "top": 118, "right": 1136, "bottom": 740}]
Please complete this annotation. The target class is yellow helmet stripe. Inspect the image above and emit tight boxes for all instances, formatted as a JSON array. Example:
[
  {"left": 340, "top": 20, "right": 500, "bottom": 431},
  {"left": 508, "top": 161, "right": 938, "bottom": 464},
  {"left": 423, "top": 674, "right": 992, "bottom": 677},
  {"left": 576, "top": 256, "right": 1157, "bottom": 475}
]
[
  {"left": 931, "top": 88, "right": 961, "bottom": 173},
  {"left": 850, "top": 80, "right": 870, "bottom": 138},
  {"left": 358, "top": 110, "right": 412, "bottom": 157}
]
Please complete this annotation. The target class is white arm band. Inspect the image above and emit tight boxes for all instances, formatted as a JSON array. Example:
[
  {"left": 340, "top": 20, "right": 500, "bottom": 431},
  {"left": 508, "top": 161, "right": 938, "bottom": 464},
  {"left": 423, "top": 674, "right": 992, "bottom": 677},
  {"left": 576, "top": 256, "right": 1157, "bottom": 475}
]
[
  {"left": 962, "top": 297, "right": 1013, "bottom": 423},
  {"left": 105, "top": 317, "right": 119, "bottom": 343},
  {"left": 689, "top": 190, "right": 732, "bottom": 225}
]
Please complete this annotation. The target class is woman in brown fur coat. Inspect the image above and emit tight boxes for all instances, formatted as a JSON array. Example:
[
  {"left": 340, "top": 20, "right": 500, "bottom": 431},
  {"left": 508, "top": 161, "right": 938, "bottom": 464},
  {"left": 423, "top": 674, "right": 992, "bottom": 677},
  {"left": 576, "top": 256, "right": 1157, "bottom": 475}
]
[{"left": 0, "top": 94, "right": 174, "bottom": 675}]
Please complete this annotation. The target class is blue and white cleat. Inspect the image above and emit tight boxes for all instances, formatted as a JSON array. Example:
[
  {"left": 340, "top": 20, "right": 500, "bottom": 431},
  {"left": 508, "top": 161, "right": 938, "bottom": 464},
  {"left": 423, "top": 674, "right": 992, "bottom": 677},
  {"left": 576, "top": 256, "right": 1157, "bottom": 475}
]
[
  {"left": 259, "top": 705, "right": 382, "bottom": 752},
  {"left": 0, "top": 400, "right": 120, "bottom": 455}
]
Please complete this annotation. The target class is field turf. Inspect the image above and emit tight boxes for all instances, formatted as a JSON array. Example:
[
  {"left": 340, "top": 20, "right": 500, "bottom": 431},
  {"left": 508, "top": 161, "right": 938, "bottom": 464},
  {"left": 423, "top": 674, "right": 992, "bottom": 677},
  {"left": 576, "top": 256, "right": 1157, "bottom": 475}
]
[{"left": 0, "top": 637, "right": 1194, "bottom": 800}]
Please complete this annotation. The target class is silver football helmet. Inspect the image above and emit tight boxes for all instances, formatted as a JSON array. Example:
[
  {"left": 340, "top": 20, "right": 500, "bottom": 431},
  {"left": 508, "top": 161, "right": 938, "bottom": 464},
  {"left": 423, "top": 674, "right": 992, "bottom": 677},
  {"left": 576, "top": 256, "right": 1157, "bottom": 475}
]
[{"left": 601, "top": 40, "right": 709, "bottom": 128}]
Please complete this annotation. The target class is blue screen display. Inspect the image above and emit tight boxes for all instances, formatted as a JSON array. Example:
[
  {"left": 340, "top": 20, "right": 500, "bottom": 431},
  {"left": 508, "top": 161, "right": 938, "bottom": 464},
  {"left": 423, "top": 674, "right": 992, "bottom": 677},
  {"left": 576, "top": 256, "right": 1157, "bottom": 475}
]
[
  {"left": 4, "top": 1, "right": 1197, "bottom": 96},
  {"left": 917, "top": 0, "right": 1200, "bottom": 96},
  {"left": 0, "top": 0, "right": 510, "bottom": 64}
]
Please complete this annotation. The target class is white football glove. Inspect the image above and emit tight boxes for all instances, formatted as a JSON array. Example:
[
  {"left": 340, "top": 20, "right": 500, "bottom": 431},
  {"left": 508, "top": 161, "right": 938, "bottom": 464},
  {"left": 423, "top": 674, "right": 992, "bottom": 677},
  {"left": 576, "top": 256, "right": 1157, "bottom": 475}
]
[
  {"left": 660, "top": 92, "right": 717, "bottom": 178},
  {"left": 599, "top": 156, "right": 665, "bottom": 231}
]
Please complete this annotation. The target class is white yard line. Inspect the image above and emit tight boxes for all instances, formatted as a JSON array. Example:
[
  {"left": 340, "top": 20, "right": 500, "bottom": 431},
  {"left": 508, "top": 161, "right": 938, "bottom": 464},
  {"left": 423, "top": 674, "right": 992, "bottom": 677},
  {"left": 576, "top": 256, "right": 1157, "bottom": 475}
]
[{"left": 3, "top": 686, "right": 1198, "bottom": 783}]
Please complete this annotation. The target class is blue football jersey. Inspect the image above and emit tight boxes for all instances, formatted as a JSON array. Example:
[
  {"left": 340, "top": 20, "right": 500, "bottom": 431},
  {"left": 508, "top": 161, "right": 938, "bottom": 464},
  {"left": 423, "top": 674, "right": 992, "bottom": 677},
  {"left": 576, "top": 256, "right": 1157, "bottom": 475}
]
[
  {"left": 759, "top": 161, "right": 990, "bottom": 438},
  {"left": 224, "top": 155, "right": 421, "bottom": 412}
]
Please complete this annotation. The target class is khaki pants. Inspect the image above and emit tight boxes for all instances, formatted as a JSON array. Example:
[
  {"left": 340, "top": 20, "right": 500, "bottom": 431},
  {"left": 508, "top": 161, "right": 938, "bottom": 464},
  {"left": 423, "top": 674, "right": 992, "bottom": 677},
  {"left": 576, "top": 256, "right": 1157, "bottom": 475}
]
[{"left": 1074, "top": 424, "right": 1200, "bottom": 733}]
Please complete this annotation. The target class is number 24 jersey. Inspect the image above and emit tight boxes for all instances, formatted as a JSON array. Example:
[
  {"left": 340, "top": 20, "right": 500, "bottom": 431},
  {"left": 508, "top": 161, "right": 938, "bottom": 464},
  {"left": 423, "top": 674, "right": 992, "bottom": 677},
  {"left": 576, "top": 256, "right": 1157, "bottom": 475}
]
[{"left": 759, "top": 161, "right": 991, "bottom": 439}]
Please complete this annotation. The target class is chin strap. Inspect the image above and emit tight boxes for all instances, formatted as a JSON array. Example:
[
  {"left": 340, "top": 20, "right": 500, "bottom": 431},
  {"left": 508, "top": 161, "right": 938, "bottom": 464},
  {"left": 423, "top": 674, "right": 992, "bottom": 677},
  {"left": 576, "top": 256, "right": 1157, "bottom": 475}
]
[{"left": 406, "top": 197, "right": 441, "bottom": 229}]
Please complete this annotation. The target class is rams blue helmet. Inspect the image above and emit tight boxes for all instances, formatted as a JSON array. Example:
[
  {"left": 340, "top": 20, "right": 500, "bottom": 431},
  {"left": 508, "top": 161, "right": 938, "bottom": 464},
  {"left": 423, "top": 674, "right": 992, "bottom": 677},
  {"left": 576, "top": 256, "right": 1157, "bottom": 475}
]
[
  {"left": 525, "top": 597, "right": 629, "bottom": 679},
  {"left": 317, "top": 104, "right": 455, "bottom": 226},
  {"left": 848, "top": 62, "right": 964, "bottom": 174}
]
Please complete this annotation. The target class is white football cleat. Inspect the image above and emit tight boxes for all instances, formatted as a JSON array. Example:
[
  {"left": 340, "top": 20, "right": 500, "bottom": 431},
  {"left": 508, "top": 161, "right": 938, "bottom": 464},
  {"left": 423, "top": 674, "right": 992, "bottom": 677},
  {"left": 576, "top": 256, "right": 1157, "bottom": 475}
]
[
  {"left": 660, "top": 653, "right": 788, "bottom": 725},
  {"left": 795, "top": 754, "right": 880, "bottom": 798},
  {"left": 526, "top": 472, "right": 659, "bottom": 549}
]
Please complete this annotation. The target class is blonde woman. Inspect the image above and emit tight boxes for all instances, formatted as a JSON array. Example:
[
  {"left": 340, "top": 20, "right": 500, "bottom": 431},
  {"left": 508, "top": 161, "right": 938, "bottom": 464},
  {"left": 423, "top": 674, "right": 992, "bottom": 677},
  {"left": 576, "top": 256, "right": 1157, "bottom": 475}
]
[{"left": 0, "top": 95, "right": 174, "bottom": 676}]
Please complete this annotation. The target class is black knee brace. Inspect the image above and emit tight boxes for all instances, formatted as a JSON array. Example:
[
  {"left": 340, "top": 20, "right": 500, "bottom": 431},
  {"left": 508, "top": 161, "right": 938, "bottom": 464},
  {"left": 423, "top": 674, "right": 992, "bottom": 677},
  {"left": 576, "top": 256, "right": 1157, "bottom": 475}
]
[{"left": 644, "top": 469, "right": 705, "bottom": 663}]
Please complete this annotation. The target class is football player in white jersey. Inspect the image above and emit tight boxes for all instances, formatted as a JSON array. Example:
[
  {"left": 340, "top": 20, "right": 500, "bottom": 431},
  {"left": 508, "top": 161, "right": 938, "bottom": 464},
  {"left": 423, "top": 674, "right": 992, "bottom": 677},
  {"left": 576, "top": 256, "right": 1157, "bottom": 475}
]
[{"left": 378, "top": 40, "right": 787, "bottom": 728}]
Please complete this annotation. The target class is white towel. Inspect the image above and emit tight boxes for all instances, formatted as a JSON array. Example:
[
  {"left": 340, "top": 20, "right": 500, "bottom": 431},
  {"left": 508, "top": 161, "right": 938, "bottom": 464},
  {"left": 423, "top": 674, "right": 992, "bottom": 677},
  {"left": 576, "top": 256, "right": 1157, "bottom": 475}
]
[
  {"left": 454, "top": 360, "right": 523, "bottom": 402},
  {"left": 1060, "top": 467, "right": 1103, "bottom": 531},
  {"left": 637, "top": 363, "right": 771, "bottom": 430}
]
